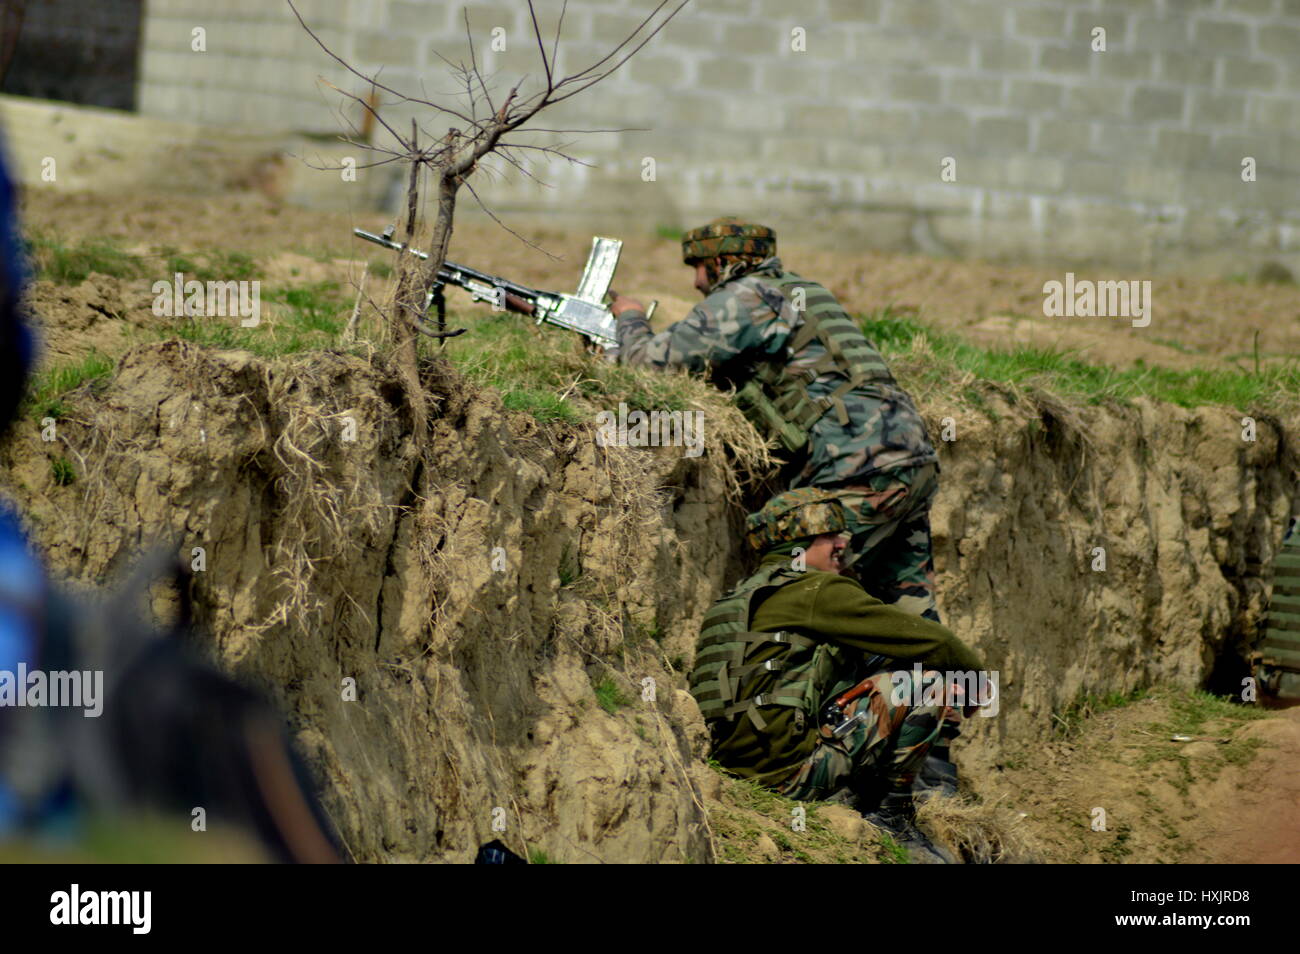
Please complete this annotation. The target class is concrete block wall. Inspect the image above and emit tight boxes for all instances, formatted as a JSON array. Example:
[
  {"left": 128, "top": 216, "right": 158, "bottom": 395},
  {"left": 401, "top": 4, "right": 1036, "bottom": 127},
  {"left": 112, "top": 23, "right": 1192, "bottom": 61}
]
[{"left": 131, "top": 0, "right": 1300, "bottom": 271}]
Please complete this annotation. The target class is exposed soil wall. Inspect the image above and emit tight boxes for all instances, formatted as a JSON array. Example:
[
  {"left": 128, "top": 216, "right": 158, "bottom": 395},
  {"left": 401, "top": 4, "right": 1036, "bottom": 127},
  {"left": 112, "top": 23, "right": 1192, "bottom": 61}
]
[{"left": 1, "top": 341, "right": 1293, "bottom": 861}]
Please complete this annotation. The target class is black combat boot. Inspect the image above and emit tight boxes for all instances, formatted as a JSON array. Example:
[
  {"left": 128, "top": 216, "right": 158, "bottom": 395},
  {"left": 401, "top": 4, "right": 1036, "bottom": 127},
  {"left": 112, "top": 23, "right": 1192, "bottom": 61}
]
[{"left": 862, "top": 791, "right": 956, "bottom": 864}]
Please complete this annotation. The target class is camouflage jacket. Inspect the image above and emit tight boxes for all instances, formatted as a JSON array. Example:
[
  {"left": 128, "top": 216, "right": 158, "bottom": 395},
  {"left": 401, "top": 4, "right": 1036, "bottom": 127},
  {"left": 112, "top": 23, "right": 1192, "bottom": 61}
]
[{"left": 616, "top": 258, "right": 936, "bottom": 487}]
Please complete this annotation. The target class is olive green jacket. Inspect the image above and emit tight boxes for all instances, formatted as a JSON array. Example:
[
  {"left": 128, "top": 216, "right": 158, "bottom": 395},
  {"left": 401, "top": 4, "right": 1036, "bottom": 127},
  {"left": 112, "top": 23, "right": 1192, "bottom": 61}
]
[{"left": 707, "top": 553, "right": 984, "bottom": 786}]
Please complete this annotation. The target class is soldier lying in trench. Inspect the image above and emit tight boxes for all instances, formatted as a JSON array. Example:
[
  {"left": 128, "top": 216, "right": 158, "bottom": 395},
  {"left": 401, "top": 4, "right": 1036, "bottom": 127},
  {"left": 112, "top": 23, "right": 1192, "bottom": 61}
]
[{"left": 690, "top": 490, "right": 988, "bottom": 863}]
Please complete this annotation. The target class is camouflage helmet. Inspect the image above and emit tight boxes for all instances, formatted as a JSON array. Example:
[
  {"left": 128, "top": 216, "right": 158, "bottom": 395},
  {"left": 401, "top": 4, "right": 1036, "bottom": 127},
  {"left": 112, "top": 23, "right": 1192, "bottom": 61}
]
[
  {"left": 745, "top": 487, "right": 849, "bottom": 551},
  {"left": 681, "top": 216, "right": 776, "bottom": 265}
]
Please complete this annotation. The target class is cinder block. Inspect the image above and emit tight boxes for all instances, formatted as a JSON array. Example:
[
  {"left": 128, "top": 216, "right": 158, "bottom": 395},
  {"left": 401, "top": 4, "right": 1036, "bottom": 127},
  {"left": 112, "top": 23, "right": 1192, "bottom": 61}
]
[
  {"left": 1155, "top": 128, "right": 1212, "bottom": 163},
  {"left": 1158, "top": 51, "right": 1216, "bottom": 85},
  {"left": 1069, "top": 11, "right": 1131, "bottom": 46},
  {"left": 1065, "top": 83, "right": 1132, "bottom": 118},
  {"left": 1007, "top": 78, "right": 1066, "bottom": 111},
  {"left": 1220, "top": 0, "right": 1278, "bottom": 14},
  {"left": 1092, "top": 121, "right": 1156, "bottom": 156},
  {"left": 1095, "top": 0, "right": 1159, "bottom": 11},
  {"left": 784, "top": 104, "right": 855, "bottom": 134},
  {"left": 1065, "top": 160, "right": 1126, "bottom": 196},
  {"left": 1211, "top": 132, "right": 1283, "bottom": 168},
  {"left": 627, "top": 54, "right": 692, "bottom": 89},
  {"left": 697, "top": 58, "right": 757, "bottom": 92},
  {"left": 829, "top": 64, "right": 887, "bottom": 104},
  {"left": 940, "top": 155, "right": 1006, "bottom": 188},
  {"left": 755, "top": 61, "right": 827, "bottom": 97},
  {"left": 1221, "top": 57, "right": 1278, "bottom": 91},
  {"left": 889, "top": 71, "right": 943, "bottom": 104},
  {"left": 884, "top": 0, "right": 945, "bottom": 31},
  {"left": 1257, "top": 23, "right": 1300, "bottom": 58},
  {"left": 1133, "top": 16, "right": 1191, "bottom": 50},
  {"left": 1036, "top": 118, "right": 1093, "bottom": 155},
  {"left": 913, "top": 108, "right": 973, "bottom": 147},
  {"left": 1131, "top": 86, "right": 1185, "bottom": 120},
  {"left": 721, "top": 21, "right": 782, "bottom": 57},
  {"left": 353, "top": 31, "right": 417, "bottom": 67},
  {"left": 851, "top": 30, "right": 921, "bottom": 67},
  {"left": 1192, "top": 18, "right": 1251, "bottom": 54},
  {"left": 1096, "top": 51, "right": 1156, "bottom": 81},
  {"left": 1003, "top": 155, "right": 1067, "bottom": 191},
  {"left": 1038, "top": 44, "right": 1093, "bottom": 75},
  {"left": 826, "top": 0, "right": 884, "bottom": 23},
  {"left": 388, "top": 0, "right": 457, "bottom": 34},
  {"left": 1246, "top": 93, "right": 1297, "bottom": 129},
  {"left": 1191, "top": 89, "right": 1248, "bottom": 125},
  {"left": 823, "top": 141, "right": 887, "bottom": 171},
  {"left": 859, "top": 106, "right": 916, "bottom": 139},
  {"left": 920, "top": 36, "right": 976, "bottom": 69},
  {"left": 974, "top": 116, "right": 1030, "bottom": 151},
  {"left": 946, "top": 0, "right": 1010, "bottom": 35},
  {"left": 1013, "top": 8, "right": 1069, "bottom": 40},
  {"left": 1123, "top": 165, "right": 1183, "bottom": 203},
  {"left": 943, "top": 73, "right": 1004, "bottom": 108},
  {"left": 589, "top": 12, "right": 653, "bottom": 45},
  {"left": 761, "top": 134, "right": 826, "bottom": 166},
  {"left": 975, "top": 37, "right": 1036, "bottom": 72}
]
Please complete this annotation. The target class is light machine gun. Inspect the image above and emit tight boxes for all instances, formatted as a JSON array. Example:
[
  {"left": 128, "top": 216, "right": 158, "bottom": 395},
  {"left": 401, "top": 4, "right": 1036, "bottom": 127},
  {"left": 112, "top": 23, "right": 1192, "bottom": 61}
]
[{"left": 354, "top": 226, "right": 655, "bottom": 353}]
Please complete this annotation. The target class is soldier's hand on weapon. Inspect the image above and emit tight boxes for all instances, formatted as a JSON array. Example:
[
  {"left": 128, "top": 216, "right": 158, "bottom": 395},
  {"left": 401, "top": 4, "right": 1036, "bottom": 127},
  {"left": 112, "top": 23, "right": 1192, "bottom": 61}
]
[{"left": 608, "top": 290, "right": 646, "bottom": 317}]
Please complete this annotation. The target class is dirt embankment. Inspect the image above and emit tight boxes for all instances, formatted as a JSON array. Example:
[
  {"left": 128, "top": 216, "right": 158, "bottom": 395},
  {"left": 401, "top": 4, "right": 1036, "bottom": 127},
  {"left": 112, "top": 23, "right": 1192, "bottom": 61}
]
[{"left": 1, "top": 330, "right": 1293, "bottom": 861}]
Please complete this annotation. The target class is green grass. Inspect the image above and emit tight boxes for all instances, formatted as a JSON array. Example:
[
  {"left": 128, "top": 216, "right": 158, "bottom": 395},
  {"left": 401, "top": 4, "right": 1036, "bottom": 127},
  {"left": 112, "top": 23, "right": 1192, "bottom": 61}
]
[
  {"left": 50, "top": 456, "right": 75, "bottom": 486},
  {"left": 27, "top": 350, "right": 117, "bottom": 420},
  {"left": 655, "top": 224, "right": 684, "bottom": 241},
  {"left": 557, "top": 544, "right": 582, "bottom": 586},
  {"left": 25, "top": 235, "right": 143, "bottom": 284},
  {"left": 442, "top": 309, "right": 710, "bottom": 425},
  {"left": 161, "top": 247, "right": 258, "bottom": 283},
  {"left": 858, "top": 307, "right": 1300, "bottom": 414},
  {"left": 25, "top": 235, "right": 261, "bottom": 288},
  {"left": 159, "top": 281, "right": 355, "bottom": 359},
  {"left": 1051, "top": 687, "right": 1149, "bottom": 740},
  {"left": 592, "top": 674, "right": 630, "bottom": 715}
]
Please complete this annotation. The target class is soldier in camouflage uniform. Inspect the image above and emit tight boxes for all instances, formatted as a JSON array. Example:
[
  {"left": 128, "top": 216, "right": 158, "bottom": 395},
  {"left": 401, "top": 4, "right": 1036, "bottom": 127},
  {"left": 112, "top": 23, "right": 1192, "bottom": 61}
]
[
  {"left": 689, "top": 489, "right": 987, "bottom": 863},
  {"left": 611, "top": 217, "right": 943, "bottom": 624}
]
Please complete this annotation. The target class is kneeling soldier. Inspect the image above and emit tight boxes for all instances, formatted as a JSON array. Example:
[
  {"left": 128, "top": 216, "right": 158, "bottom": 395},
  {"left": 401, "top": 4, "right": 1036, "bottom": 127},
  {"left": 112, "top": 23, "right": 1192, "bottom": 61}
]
[{"left": 689, "top": 489, "right": 987, "bottom": 862}]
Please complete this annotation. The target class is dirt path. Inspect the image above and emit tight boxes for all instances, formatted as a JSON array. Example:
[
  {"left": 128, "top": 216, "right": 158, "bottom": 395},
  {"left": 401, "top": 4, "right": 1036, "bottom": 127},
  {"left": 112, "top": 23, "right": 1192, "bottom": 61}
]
[{"left": 977, "top": 694, "right": 1300, "bottom": 864}]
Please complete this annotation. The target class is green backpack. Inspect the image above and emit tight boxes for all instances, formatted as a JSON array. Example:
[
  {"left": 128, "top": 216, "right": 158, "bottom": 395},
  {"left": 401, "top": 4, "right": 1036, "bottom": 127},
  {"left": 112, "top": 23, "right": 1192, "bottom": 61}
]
[{"left": 690, "top": 562, "right": 845, "bottom": 734}]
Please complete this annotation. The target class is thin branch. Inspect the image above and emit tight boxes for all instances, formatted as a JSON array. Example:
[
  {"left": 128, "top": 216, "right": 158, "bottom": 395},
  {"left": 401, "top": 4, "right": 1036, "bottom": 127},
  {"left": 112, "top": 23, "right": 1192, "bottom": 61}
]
[
  {"left": 287, "top": 0, "right": 475, "bottom": 126},
  {"left": 547, "top": 1, "right": 690, "bottom": 106},
  {"left": 527, "top": 0, "right": 553, "bottom": 92},
  {"left": 550, "top": 0, "right": 568, "bottom": 78},
  {"left": 462, "top": 8, "right": 496, "bottom": 117},
  {"left": 461, "top": 176, "right": 560, "bottom": 260}
]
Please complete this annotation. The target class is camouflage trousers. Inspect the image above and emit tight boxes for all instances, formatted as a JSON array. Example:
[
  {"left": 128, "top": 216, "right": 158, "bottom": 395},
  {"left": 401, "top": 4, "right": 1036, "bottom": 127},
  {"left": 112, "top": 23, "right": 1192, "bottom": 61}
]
[
  {"left": 775, "top": 668, "right": 951, "bottom": 802},
  {"left": 835, "top": 462, "right": 941, "bottom": 622}
]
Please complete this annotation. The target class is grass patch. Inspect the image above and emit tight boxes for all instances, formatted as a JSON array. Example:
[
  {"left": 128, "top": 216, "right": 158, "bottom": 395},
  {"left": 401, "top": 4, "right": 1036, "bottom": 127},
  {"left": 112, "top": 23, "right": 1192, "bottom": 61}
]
[
  {"left": 592, "top": 674, "right": 630, "bottom": 715},
  {"left": 439, "top": 308, "right": 722, "bottom": 426},
  {"left": 50, "top": 456, "right": 76, "bottom": 486},
  {"left": 161, "top": 247, "right": 258, "bottom": 283},
  {"left": 527, "top": 847, "right": 557, "bottom": 864},
  {"left": 156, "top": 281, "right": 356, "bottom": 359},
  {"left": 858, "top": 307, "right": 1300, "bottom": 415},
  {"left": 1051, "top": 687, "right": 1149, "bottom": 740},
  {"left": 707, "top": 766, "right": 894, "bottom": 864},
  {"left": 557, "top": 544, "right": 581, "bottom": 586},
  {"left": 27, "top": 350, "right": 117, "bottom": 421},
  {"left": 25, "top": 234, "right": 142, "bottom": 284}
]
